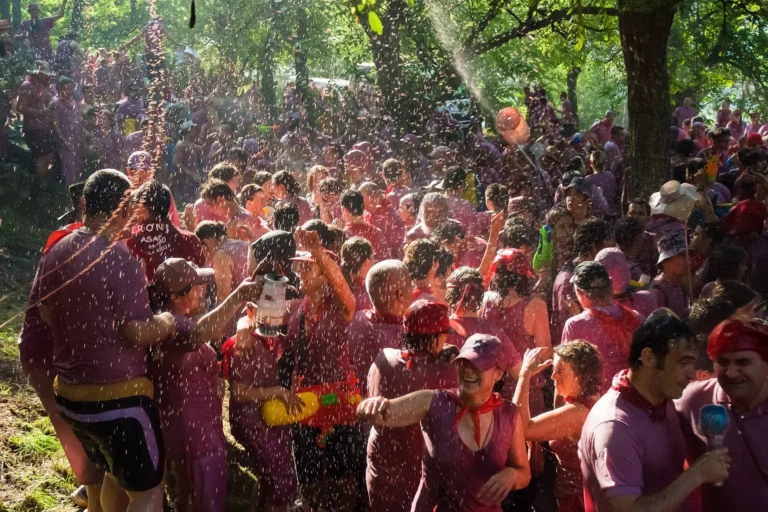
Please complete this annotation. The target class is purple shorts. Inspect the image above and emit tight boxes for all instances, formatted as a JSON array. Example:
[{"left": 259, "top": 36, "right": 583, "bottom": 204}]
[{"left": 231, "top": 423, "right": 297, "bottom": 505}]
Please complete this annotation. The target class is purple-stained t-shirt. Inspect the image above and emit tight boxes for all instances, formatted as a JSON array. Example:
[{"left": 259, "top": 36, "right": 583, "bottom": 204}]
[
  {"left": 744, "top": 234, "right": 768, "bottom": 296},
  {"left": 366, "top": 349, "right": 457, "bottom": 512},
  {"left": 348, "top": 311, "right": 404, "bottom": 397},
  {"left": 616, "top": 290, "right": 657, "bottom": 319},
  {"left": 286, "top": 298, "right": 352, "bottom": 386},
  {"left": 562, "top": 306, "right": 643, "bottom": 391},
  {"left": 193, "top": 197, "right": 227, "bottom": 223},
  {"left": 149, "top": 315, "right": 224, "bottom": 460},
  {"left": 587, "top": 172, "right": 618, "bottom": 216},
  {"left": 18, "top": 260, "right": 54, "bottom": 374},
  {"left": 39, "top": 230, "right": 154, "bottom": 385},
  {"left": 20, "top": 17, "right": 57, "bottom": 61},
  {"left": 122, "top": 130, "right": 143, "bottom": 162},
  {"left": 412, "top": 389, "right": 519, "bottom": 512},
  {"left": 19, "top": 80, "right": 49, "bottom": 130},
  {"left": 674, "top": 379, "right": 768, "bottom": 512},
  {"left": 674, "top": 106, "right": 697, "bottom": 126},
  {"left": 604, "top": 140, "right": 623, "bottom": 176},
  {"left": 446, "top": 196, "right": 479, "bottom": 236},
  {"left": 344, "top": 222, "right": 384, "bottom": 256},
  {"left": 219, "top": 239, "right": 249, "bottom": 291},
  {"left": 589, "top": 120, "right": 613, "bottom": 146},
  {"left": 116, "top": 97, "right": 145, "bottom": 133},
  {"left": 53, "top": 97, "right": 82, "bottom": 146},
  {"left": 552, "top": 265, "right": 577, "bottom": 344},
  {"left": 350, "top": 280, "right": 372, "bottom": 313},
  {"left": 650, "top": 276, "right": 689, "bottom": 318},
  {"left": 366, "top": 204, "right": 406, "bottom": 260},
  {"left": 580, "top": 387, "right": 687, "bottom": 511}
]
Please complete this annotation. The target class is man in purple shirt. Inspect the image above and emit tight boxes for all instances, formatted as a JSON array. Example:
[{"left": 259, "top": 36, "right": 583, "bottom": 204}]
[
  {"left": 439, "top": 166, "right": 479, "bottom": 236},
  {"left": 39, "top": 170, "right": 179, "bottom": 510},
  {"left": 589, "top": 110, "right": 615, "bottom": 146},
  {"left": 673, "top": 97, "right": 697, "bottom": 127},
  {"left": 603, "top": 125, "right": 625, "bottom": 184},
  {"left": 675, "top": 318, "right": 768, "bottom": 512},
  {"left": 19, "top": 1, "right": 67, "bottom": 62},
  {"left": 580, "top": 309, "right": 730, "bottom": 512}
]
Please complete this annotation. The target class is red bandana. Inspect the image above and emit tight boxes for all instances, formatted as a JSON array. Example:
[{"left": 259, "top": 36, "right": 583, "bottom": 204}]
[
  {"left": 399, "top": 350, "right": 430, "bottom": 370},
  {"left": 611, "top": 369, "right": 668, "bottom": 423},
  {"left": 449, "top": 391, "right": 505, "bottom": 446},
  {"left": 43, "top": 222, "right": 84, "bottom": 255},
  {"left": 588, "top": 306, "right": 641, "bottom": 356}
]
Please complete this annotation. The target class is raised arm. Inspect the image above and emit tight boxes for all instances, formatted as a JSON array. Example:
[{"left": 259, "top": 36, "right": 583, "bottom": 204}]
[
  {"left": 524, "top": 298, "right": 552, "bottom": 351},
  {"left": 54, "top": 0, "right": 68, "bottom": 20},
  {"left": 191, "top": 278, "right": 263, "bottom": 344},
  {"left": 477, "top": 210, "right": 505, "bottom": 278},
  {"left": 120, "top": 313, "right": 176, "bottom": 347},
  {"left": 357, "top": 389, "right": 435, "bottom": 428}
]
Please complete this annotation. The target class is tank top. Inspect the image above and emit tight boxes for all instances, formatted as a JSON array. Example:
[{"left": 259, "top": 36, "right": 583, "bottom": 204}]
[{"left": 219, "top": 239, "right": 249, "bottom": 290}]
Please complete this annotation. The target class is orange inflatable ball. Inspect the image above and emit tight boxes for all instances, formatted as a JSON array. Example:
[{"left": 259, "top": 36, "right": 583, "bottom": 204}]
[{"left": 496, "top": 107, "right": 522, "bottom": 132}]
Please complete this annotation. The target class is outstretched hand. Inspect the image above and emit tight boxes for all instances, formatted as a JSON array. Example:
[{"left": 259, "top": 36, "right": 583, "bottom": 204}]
[{"left": 520, "top": 347, "right": 553, "bottom": 378}]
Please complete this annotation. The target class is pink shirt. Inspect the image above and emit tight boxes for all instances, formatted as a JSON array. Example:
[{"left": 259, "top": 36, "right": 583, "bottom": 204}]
[
  {"left": 193, "top": 197, "right": 226, "bottom": 223},
  {"left": 344, "top": 222, "right": 385, "bottom": 256},
  {"left": 348, "top": 310, "right": 404, "bottom": 397},
  {"left": 445, "top": 196, "right": 478, "bottom": 236},
  {"left": 580, "top": 388, "right": 687, "bottom": 511},
  {"left": 365, "top": 204, "right": 406, "bottom": 260},
  {"left": 674, "top": 379, "right": 768, "bottom": 511},
  {"left": 589, "top": 120, "right": 613, "bottom": 146},
  {"left": 39, "top": 230, "right": 154, "bottom": 385}
]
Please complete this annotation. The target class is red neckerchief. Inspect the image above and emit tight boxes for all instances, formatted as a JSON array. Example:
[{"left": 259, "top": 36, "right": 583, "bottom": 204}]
[
  {"left": 365, "top": 308, "right": 402, "bottom": 325},
  {"left": 412, "top": 285, "right": 434, "bottom": 300},
  {"left": 611, "top": 369, "right": 667, "bottom": 423},
  {"left": 399, "top": 350, "right": 430, "bottom": 370},
  {"left": 448, "top": 391, "right": 505, "bottom": 446},
  {"left": 587, "top": 306, "right": 640, "bottom": 356},
  {"left": 564, "top": 395, "right": 596, "bottom": 409},
  {"left": 43, "top": 222, "right": 84, "bottom": 255}
]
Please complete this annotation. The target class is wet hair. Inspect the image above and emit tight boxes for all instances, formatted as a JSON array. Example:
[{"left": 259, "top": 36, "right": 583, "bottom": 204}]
[
  {"left": 200, "top": 179, "right": 236, "bottom": 202},
  {"left": 340, "top": 189, "right": 366, "bottom": 216},
  {"left": 501, "top": 217, "right": 539, "bottom": 249},
  {"left": 614, "top": 217, "right": 644, "bottom": 251},
  {"left": 553, "top": 341, "right": 603, "bottom": 398},
  {"left": 590, "top": 150, "right": 605, "bottom": 172},
  {"left": 418, "top": 192, "right": 450, "bottom": 223},
  {"left": 83, "top": 169, "right": 131, "bottom": 216},
  {"left": 319, "top": 177, "right": 344, "bottom": 196},
  {"left": 382, "top": 158, "right": 402, "bottom": 182},
  {"left": 610, "top": 125, "right": 624, "bottom": 138},
  {"left": 195, "top": 220, "right": 227, "bottom": 241},
  {"left": 573, "top": 218, "right": 611, "bottom": 256},
  {"left": 135, "top": 180, "right": 171, "bottom": 219},
  {"left": 490, "top": 266, "right": 531, "bottom": 299},
  {"left": 431, "top": 221, "right": 465, "bottom": 245},
  {"left": 403, "top": 239, "right": 439, "bottom": 280},
  {"left": 402, "top": 332, "right": 440, "bottom": 353},
  {"left": 341, "top": 236, "right": 373, "bottom": 282},
  {"left": 435, "top": 248, "right": 454, "bottom": 278},
  {"left": 302, "top": 219, "right": 336, "bottom": 250},
  {"left": 273, "top": 201, "right": 300, "bottom": 232},
  {"left": 546, "top": 206, "right": 573, "bottom": 229},
  {"left": 708, "top": 243, "right": 748, "bottom": 281},
  {"left": 688, "top": 297, "right": 736, "bottom": 336},
  {"left": 327, "top": 225, "right": 346, "bottom": 255},
  {"left": 674, "top": 138, "right": 697, "bottom": 158},
  {"left": 629, "top": 310, "right": 694, "bottom": 370},
  {"left": 209, "top": 163, "right": 239, "bottom": 183},
  {"left": 695, "top": 221, "right": 723, "bottom": 247},
  {"left": 252, "top": 171, "right": 273, "bottom": 187},
  {"left": 226, "top": 147, "right": 248, "bottom": 166},
  {"left": 711, "top": 280, "right": 757, "bottom": 309},
  {"left": 629, "top": 197, "right": 651, "bottom": 215},
  {"left": 306, "top": 165, "right": 330, "bottom": 194},
  {"left": 485, "top": 184, "right": 509, "bottom": 210},
  {"left": 273, "top": 170, "right": 300, "bottom": 196},
  {"left": 445, "top": 267, "right": 484, "bottom": 313},
  {"left": 238, "top": 184, "right": 263, "bottom": 205}
]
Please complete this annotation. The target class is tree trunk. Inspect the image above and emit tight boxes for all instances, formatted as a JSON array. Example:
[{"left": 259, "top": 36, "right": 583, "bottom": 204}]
[
  {"left": 567, "top": 66, "right": 581, "bottom": 126},
  {"left": 11, "top": 0, "right": 20, "bottom": 30},
  {"left": 294, "top": 0, "right": 309, "bottom": 112},
  {"left": 260, "top": 34, "right": 278, "bottom": 123},
  {"left": 0, "top": 0, "right": 10, "bottom": 24},
  {"left": 618, "top": 0, "right": 676, "bottom": 199},
  {"left": 70, "top": 0, "right": 85, "bottom": 39}
]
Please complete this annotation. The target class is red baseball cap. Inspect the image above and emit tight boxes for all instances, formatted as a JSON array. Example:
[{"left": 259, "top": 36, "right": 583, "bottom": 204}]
[
  {"left": 489, "top": 248, "right": 534, "bottom": 278},
  {"left": 721, "top": 199, "right": 768, "bottom": 237},
  {"left": 404, "top": 300, "right": 466, "bottom": 337},
  {"left": 455, "top": 333, "right": 509, "bottom": 372},
  {"left": 708, "top": 318, "right": 768, "bottom": 362}
]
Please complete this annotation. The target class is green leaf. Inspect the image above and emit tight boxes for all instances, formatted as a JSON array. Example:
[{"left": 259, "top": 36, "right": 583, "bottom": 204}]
[
  {"left": 368, "top": 11, "right": 383, "bottom": 35},
  {"left": 574, "top": 33, "right": 585, "bottom": 52},
  {"left": 407, "top": 0, "right": 415, "bottom": 6}
]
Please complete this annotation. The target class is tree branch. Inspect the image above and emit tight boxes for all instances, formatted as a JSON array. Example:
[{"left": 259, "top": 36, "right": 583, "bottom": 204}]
[{"left": 464, "top": 0, "right": 505, "bottom": 49}]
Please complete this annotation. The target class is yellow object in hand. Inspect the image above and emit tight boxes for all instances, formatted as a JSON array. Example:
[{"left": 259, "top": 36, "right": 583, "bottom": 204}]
[{"left": 262, "top": 392, "right": 320, "bottom": 426}]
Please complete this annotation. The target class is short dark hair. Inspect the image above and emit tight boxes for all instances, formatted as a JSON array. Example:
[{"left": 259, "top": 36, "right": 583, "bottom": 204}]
[
  {"left": 238, "top": 183, "right": 263, "bottom": 205},
  {"left": 302, "top": 219, "right": 336, "bottom": 250},
  {"left": 708, "top": 243, "right": 747, "bottom": 281},
  {"left": 610, "top": 125, "right": 624, "bottom": 137},
  {"left": 327, "top": 225, "right": 346, "bottom": 255},
  {"left": 629, "top": 309, "right": 693, "bottom": 370},
  {"left": 688, "top": 297, "right": 736, "bottom": 335},
  {"left": 273, "top": 201, "right": 300, "bottom": 232},
  {"left": 501, "top": 218, "right": 539, "bottom": 249},
  {"left": 615, "top": 217, "right": 644, "bottom": 250},
  {"left": 435, "top": 247, "right": 454, "bottom": 278},
  {"left": 319, "top": 177, "right": 344, "bottom": 196},
  {"left": 252, "top": 171, "right": 273, "bottom": 187},
  {"left": 485, "top": 184, "right": 509, "bottom": 210},
  {"left": 136, "top": 180, "right": 171, "bottom": 219},
  {"left": 711, "top": 280, "right": 757, "bottom": 309},
  {"left": 341, "top": 236, "right": 373, "bottom": 278},
  {"left": 226, "top": 147, "right": 248, "bottom": 165},
  {"left": 431, "top": 221, "right": 465, "bottom": 245},
  {"left": 382, "top": 158, "right": 402, "bottom": 182},
  {"left": 200, "top": 179, "right": 235, "bottom": 202},
  {"left": 83, "top": 169, "right": 131, "bottom": 216},
  {"left": 209, "top": 163, "right": 239, "bottom": 183},
  {"left": 404, "top": 239, "right": 438, "bottom": 280},
  {"left": 402, "top": 332, "right": 441, "bottom": 352},
  {"left": 573, "top": 218, "right": 611, "bottom": 256},
  {"left": 553, "top": 341, "right": 603, "bottom": 398},
  {"left": 195, "top": 220, "right": 227, "bottom": 240},
  {"left": 445, "top": 267, "right": 484, "bottom": 312},
  {"left": 490, "top": 265, "right": 531, "bottom": 298},
  {"left": 629, "top": 197, "right": 651, "bottom": 215},
  {"left": 695, "top": 221, "right": 723, "bottom": 247},
  {"left": 340, "top": 189, "right": 366, "bottom": 216},
  {"left": 273, "top": 171, "right": 300, "bottom": 196}
]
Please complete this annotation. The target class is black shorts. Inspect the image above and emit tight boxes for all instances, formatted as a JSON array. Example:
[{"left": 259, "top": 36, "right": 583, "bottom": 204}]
[
  {"left": 291, "top": 424, "right": 365, "bottom": 485},
  {"left": 23, "top": 127, "right": 58, "bottom": 157},
  {"left": 55, "top": 394, "right": 165, "bottom": 492}
]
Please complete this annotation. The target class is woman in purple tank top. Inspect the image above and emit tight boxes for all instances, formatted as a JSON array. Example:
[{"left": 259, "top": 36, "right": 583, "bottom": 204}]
[
  {"left": 358, "top": 334, "right": 531, "bottom": 512},
  {"left": 513, "top": 342, "right": 603, "bottom": 512}
]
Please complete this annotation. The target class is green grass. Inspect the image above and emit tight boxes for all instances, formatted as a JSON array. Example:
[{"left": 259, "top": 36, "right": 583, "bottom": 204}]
[
  {"left": 8, "top": 418, "right": 62, "bottom": 460},
  {"left": 18, "top": 487, "right": 60, "bottom": 512}
]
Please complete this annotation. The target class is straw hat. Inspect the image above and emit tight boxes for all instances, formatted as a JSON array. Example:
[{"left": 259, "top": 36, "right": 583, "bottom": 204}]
[{"left": 649, "top": 180, "right": 699, "bottom": 221}]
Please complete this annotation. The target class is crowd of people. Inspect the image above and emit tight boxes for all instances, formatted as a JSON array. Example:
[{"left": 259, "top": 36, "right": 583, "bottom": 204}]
[{"left": 6, "top": 5, "right": 768, "bottom": 512}]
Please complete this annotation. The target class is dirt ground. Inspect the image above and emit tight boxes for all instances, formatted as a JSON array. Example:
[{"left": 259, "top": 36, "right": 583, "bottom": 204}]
[{"left": 0, "top": 174, "right": 255, "bottom": 511}]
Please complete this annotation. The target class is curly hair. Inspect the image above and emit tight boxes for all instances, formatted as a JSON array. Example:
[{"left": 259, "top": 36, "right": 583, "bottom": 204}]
[
  {"left": 553, "top": 340, "right": 603, "bottom": 398},
  {"left": 445, "top": 267, "right": 484, "bottom": 313}
]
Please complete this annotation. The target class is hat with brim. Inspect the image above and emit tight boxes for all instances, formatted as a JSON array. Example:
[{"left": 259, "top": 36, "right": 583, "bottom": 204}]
[
  {"left": 454, "top": 333, "right": 508, "bottom": 372},
  {"left": 650, "top": 181, "right": 699, "bottom": 222},
  {"left": 153, "top": 258, "right": 214, "bottom": 295},
  {"left": 656, "top": 232, "right": 688, "bottom": 265},
  {"left": 404, "top": 300, "right": 467, "bottom": 337},
  {"left": 570, "top": 260, "right": 612, "bottom": 292}
]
